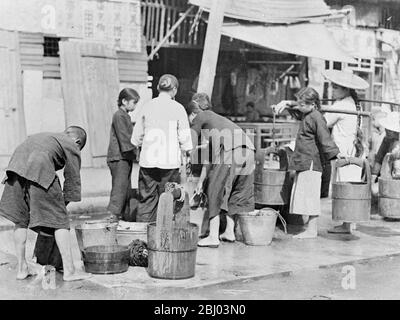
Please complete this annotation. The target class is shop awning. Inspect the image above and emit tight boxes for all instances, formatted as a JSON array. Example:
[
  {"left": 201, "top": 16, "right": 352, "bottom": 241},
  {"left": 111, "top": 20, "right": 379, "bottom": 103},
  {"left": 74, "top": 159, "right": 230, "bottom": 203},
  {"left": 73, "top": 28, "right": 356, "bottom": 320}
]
[
  {"left": 189, "top": 0, "right": 335, "bottom": 24},
  {"left": 221, "top": 23, "right": 356, "bottom": 63}
]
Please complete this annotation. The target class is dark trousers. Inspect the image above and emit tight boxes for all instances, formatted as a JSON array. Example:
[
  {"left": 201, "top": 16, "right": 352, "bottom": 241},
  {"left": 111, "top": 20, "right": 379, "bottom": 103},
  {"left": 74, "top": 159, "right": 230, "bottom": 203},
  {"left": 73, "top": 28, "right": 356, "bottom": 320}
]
[
  {"left": 321, "top": 158, "right": 331, "bottom": 198},
  {"left": 137, "top": 167, "right": 180, "bottom": 223},
  {"left": 107, "top": 160, "right": 133, "bottom": 219}
]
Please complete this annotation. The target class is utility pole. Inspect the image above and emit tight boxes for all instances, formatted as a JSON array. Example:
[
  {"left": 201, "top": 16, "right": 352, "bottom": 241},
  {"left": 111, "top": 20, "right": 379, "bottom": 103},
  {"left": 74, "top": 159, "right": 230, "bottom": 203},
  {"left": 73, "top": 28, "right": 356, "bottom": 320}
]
[{"left": 197, "top": 0, "right": 227, "bottom": 97}]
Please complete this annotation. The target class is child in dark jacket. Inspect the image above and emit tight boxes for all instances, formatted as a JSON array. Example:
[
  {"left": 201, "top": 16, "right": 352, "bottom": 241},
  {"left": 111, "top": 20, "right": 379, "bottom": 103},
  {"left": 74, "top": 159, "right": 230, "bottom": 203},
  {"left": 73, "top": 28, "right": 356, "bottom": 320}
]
[
  {"left": 274, "top": 87, "right": 341, "bottom": 239},
  {"left": 0, "top": 127, "right": 91, "bottom": 281},
  {"left": 107, "top": 88, "right": 140, "bottom": 221}
]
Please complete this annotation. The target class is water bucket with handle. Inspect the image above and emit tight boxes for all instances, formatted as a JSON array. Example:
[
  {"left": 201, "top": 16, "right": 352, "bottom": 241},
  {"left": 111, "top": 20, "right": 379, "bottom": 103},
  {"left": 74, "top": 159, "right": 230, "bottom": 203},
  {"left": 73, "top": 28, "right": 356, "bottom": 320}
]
[
  {"left": 147, "top": 187, "right": 199, "bottom": 280},
  {"left": 238, "top": 208, "right": 287, "bottom": 246},
  {"left": 74, "top": 220, "right": 118, "bottom": 259},
  {"left": 332, "top": 158, "right": 371, "bottom": 222},
  {"left": 379, "top": 154, "right": 400, "bottom": 219},
  {"left": 254, "top": 146, "right": 293, "bottom": 206}
]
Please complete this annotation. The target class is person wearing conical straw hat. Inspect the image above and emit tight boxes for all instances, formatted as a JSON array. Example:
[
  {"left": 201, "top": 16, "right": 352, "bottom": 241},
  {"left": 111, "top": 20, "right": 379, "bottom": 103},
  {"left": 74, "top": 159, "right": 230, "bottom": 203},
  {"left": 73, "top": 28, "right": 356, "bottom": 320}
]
[{"left": 322, "top": 70, "right": 370, "bottom": 234}]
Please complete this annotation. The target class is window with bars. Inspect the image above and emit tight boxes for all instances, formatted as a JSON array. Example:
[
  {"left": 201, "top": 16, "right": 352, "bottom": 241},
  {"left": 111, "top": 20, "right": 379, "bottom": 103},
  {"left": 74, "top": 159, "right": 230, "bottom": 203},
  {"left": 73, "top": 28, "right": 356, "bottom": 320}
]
[
  {"left": 322, "top": 58, "right": 384, "bottom": 104},
  {"left": 43, "top": 37, "right": 60, "bottom": 57}
]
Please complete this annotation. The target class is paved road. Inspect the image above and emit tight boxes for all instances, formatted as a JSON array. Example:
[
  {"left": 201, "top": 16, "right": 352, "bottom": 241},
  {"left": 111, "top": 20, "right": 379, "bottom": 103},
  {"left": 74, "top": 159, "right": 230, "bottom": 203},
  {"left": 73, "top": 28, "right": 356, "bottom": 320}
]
[{"left": 1, "top": 252, "right": 400, "bottom": 300}]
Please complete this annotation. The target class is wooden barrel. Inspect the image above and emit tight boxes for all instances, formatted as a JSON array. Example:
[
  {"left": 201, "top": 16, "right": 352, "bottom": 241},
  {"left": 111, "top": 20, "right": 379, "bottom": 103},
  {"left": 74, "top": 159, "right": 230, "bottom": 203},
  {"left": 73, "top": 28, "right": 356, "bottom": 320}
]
[
  {"left": 254, "top": 147, "right": 293, "bottom": 206},
  {"left": 379, "top": 178, "right": 400, "bottom": 219},
  {"left": 332, "top": 158, "right": 371, "bottom": 222},
  {"left": 147, "top": 223, "right": 199, "bottom": 280},
  {"left": 82, "top": 245, "right": 130, "bottom": 275}
]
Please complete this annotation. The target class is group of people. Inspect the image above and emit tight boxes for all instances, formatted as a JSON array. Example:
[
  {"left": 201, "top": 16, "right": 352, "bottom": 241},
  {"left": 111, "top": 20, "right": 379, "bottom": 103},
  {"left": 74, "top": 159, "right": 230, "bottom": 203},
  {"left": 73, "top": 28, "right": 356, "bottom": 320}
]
[
  {"left": 107, "top": 74, "right": 256, "bottom": 248},
  {"left": 0, "top": 70, "right": 398, "bottom": 282}
]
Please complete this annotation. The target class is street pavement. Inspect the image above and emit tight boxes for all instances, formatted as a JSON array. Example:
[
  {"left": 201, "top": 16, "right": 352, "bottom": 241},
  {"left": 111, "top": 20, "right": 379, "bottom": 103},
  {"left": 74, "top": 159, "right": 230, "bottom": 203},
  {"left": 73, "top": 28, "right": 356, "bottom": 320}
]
[{"left": 1, "top": 194, "right": 400, "bottom": 299}]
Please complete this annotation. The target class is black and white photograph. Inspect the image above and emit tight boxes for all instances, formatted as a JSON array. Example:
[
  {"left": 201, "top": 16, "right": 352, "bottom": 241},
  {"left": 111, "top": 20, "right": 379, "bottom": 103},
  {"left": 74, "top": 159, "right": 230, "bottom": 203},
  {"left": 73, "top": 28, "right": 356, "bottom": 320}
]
[{"left": 1, "top": 0, "right": 400, "bottom": 305}]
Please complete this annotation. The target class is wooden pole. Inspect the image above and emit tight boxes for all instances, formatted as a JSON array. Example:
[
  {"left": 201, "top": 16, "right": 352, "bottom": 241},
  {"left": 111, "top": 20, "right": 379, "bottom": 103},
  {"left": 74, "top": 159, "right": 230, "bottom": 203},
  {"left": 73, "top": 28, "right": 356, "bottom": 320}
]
[
  {"left": 320, "top": 107, "right": 371, "bottom": 118},
  {"left": 197, "top": 0, "right": 228, "bottom": 97},
  {"left": 148, "top": 6, "right": 195, "bottom": 61}
]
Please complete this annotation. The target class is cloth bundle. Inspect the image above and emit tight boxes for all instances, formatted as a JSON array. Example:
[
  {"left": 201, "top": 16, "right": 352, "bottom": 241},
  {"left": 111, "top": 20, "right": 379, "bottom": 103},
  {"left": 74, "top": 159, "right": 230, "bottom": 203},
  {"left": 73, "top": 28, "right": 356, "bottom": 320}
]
[{"left": 128, "top": 240, "right": 148, "bottom": 268}]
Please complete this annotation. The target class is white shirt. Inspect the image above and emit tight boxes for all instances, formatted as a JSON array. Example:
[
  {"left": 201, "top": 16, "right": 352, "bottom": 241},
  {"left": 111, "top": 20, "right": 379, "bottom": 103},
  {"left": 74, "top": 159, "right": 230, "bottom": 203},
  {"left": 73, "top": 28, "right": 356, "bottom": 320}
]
[
  {"left": 324, "top": 96, "right": 358, "bottom": 157},
  {"left": 132, "top": 92, "right": 193, "bottom": 169}
]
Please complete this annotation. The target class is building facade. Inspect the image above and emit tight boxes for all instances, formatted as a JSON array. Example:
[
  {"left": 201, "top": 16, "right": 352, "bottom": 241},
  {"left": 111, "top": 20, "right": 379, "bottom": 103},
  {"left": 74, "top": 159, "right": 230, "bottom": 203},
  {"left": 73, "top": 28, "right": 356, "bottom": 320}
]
[{"left": 0, "top": 0, "right": 151, "bottom": 168}]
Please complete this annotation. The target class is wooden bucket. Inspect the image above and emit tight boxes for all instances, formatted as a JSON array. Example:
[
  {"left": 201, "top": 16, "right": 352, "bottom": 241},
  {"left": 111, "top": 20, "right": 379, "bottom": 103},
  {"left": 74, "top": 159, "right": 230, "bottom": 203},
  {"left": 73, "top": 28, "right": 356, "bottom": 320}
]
[
  {"left": 379, "top": 154, "right": 400, "bottom": 219},
  {"left": 379, "top": 178, "right": 400, "bottom": 219},
  {"left": 82, "top": 245, "right": 130, "bottom": 275},
  {"left": 332, "top": 158, "right": 371, "bottom": 222},
  {"left": 147, "top": 223, "right": 199, "bottom": 280},
  {"left": 147, "top": 191, "right": 199, "bottom": 280},
  {"left": 254, "top": 147, "right": 293, "bottom": 206}
]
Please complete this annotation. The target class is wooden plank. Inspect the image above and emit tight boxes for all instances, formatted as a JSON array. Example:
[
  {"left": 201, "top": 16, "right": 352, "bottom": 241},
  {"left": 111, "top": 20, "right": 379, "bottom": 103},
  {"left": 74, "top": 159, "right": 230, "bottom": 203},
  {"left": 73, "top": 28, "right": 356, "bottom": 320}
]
[
  {"left": 19, "top": 32, "right": 44, "bottom": 43},
  {"left": 43, "top": 71, "right": 61, "bottom": 78},
  {"left": 159, "top": 4, "right": 166, "bottom": 43},
  {"left": 81, "top": 43, "right": 119, "bottom": 161},
  {"left": 23, "top": 70, "right": 44, "bottom": 135},
  {"left": 0, "top": 31, "right": 26, "bottom": 166},
  {"left": 59, "top": 41, "right": 92, "bottom": 167},
  {"left": 155, "top": 0, "right": 161, "bottom": 43}
]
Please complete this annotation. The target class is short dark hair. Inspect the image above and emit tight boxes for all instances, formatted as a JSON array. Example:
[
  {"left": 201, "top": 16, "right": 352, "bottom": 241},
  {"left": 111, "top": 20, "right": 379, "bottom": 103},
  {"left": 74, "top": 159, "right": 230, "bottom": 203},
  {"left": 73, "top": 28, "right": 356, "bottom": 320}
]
[
  {"left": 191, "top": 93, "right": 212, "bottom": 111},
  {"left": 186, "top": 100, "right": 201, "bottom": 115},
  {"left": 65, "top": 126, "right": 87, "bottom": 150},
  {"left": 118, "top": 88, "right": 140, "bottom": 107},
  {"left": 295, "top": 87, "right": 321, "bottom": 111}
]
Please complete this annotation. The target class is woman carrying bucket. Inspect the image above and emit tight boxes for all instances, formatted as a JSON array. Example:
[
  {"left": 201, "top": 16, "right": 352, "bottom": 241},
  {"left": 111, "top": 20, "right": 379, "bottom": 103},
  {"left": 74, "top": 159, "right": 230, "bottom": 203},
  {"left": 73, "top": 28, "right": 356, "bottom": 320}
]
[
  {"left": 321, "top": 70, "right": 370, "bottom": 234},
  {"left": 186, "top": 93, "right": 256, "bottom": 248},
  {"left": 274, "top": 88, "right": 341, "bottom": 239}
]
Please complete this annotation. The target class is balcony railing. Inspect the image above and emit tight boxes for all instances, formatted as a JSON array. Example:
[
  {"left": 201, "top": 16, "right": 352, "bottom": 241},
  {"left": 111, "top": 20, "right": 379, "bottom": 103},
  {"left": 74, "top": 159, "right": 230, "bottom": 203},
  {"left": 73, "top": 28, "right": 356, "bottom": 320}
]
[{"left": 141, "top": 0, "right": 206, "bottom": 48}]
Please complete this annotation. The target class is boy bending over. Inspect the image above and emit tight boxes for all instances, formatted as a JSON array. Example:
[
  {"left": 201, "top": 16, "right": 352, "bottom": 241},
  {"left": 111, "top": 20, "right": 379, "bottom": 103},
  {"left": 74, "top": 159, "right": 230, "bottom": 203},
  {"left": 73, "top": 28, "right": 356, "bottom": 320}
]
[{"left": 0, "top": 127, "right": 92, "bottom": 281}]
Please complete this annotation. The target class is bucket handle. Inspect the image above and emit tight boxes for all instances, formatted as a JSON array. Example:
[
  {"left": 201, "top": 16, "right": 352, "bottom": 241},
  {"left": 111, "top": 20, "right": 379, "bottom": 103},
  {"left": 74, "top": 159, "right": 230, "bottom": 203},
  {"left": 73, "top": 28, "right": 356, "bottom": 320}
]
[
  {"left": 332, "top": 157, "right": 371, "bottom": 184},
  {"left": 276, "top": 211, "right": 287, "bottom": 234},
  {"left": 256, "top": 146, "right": 289, "bottom": 171}
]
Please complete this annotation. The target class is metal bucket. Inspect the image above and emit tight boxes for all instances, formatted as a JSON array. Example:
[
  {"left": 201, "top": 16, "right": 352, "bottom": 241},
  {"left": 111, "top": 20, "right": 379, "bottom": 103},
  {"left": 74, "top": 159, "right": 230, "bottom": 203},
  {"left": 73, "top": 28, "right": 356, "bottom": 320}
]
[
  {"left": 74, "top": 221, "right": 118, "bottom": 259},
  {"left": 82, "top": 245, "right": 130, "bottom": 275},
  {"left": 254, "top": 147, "right": 293, "bottom": 206},
  {"left": 332, "top": 158, "right": 371, "bottom": 222},
  {"left": 238, "top": 208, "right": 287, "bottom": 246},
  {"left": 117, "top": 222, "right": 148, "bottom": 246}
]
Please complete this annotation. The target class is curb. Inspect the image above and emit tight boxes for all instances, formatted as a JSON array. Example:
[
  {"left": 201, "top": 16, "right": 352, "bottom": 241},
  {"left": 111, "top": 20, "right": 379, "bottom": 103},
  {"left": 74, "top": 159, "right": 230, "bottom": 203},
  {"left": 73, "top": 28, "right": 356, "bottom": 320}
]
[{"left": 183, "top": 251, "right": 400, "bottom": 290}]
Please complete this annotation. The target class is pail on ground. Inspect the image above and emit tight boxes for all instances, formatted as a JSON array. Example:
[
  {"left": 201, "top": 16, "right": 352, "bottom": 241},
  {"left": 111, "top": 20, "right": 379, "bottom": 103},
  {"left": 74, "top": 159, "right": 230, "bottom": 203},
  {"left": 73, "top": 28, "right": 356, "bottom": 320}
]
[
  {"left": 238, "top": 208, "right": 286, "bottom": 246},
  {"left": 117, "top": 222, "right": 148, "bottom": 246},
  {"left": 378, "top": 154, "right": 400, "bottom": 219},
  {"left": 147, "top": 192, "right": 199, "bottom": 280},
  {"left": 332, "top": 158, "right": 371, "bottom": 222},
  {"left": 82, "top": 245, "right": 130, "bottom": 275},
  {"left": 74, "top": 221, "right": 118, "bottom": 259},
  {"left": 254, "top": 147, "right": 293, "bottom": 206}
]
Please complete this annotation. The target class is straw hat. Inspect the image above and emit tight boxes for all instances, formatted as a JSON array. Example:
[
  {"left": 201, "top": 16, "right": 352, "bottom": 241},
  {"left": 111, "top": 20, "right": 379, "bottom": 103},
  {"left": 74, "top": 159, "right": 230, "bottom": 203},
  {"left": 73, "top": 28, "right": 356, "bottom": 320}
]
[
  {"left": 380, "top": 112, "right": 400, "bottom": 133},
  {"left": 322, "top": 70, "right": 370, "bottom": 90}
]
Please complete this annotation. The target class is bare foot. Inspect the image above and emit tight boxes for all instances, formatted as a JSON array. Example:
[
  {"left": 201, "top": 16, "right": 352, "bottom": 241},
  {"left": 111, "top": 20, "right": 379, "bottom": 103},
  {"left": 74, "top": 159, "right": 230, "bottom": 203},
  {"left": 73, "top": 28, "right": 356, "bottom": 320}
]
[
  {"left": 198, "top": 237, "right": 219, "bottom": 248},
  {"left": 63, "top": 271, "right": 92, "bottom": 282},
  {"left": 219, "top": 232, "right": 236, "bottom": 243},
  {"left": 16, "top": 262, "right": 39, "bottom": 280},
  {"left": 293, "top": 230, "right": 318, "bottom": 239}
]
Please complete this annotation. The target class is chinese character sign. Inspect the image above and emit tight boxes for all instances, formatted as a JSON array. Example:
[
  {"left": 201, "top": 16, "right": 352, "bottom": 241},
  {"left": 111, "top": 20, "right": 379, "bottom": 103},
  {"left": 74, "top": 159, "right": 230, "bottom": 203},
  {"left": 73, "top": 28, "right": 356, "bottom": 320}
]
[
  {"left": 80, "top": 0, "right": 142, "bottom": 52},
  {"left": 0, "top": 0, "right": 142, "bottom": 53}
]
